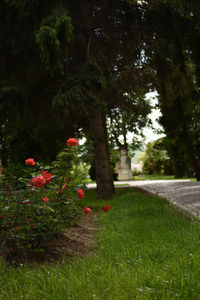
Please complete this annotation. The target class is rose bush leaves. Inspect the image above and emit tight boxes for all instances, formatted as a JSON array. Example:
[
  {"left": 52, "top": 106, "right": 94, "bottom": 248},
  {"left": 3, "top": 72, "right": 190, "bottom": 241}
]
[
  {"left": 0, "top": 137, "right": 111, "bottom": 258},
  {"left": 0, "top": 138, "right": 84, "bottom": 254}
]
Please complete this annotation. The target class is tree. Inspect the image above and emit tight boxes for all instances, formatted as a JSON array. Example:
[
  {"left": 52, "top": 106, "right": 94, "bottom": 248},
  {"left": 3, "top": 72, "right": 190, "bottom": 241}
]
[
  {"left": 108, "top": 95, "right": 151, "bottom": 151},
  {"left": 5, "top": 0, "right": 199, "bottom": 196},
  {"left": 53, "top": 1, "right": 154, "bottom": 197},
  {"left": 142, "top": 0, "right": 200, "bottom": 180},
  {"left": 0, "top": 0, "right": 79, "bottom": 165},
  {"left": 142, "top": 138, "right": 173, "bottom": 175},
  {"left": 164, "top": 137, "right": 193, "bottom": 178},
  {"left": 1, "top": 0, "right": 153, "bottom": 198}
]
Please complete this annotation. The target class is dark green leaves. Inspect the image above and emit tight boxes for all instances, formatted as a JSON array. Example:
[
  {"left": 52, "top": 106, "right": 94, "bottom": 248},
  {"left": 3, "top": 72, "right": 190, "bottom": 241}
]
[{"left": 35, "top": 9, "right": 73, "bottom": 72}]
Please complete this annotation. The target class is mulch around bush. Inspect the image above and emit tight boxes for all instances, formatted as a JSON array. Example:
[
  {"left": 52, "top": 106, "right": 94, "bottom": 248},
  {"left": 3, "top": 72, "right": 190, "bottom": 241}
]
[{"left": 0, "top": 212, "right": 100, "bottom": 265}]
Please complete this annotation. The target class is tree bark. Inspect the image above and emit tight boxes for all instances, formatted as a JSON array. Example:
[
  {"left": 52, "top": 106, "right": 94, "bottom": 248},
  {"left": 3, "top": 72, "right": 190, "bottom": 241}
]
[
  {"left": 88, "top": 110, "right": 115, "bottom": 198},
  {"left": 179, "top": 100, "right": 200, "bottom": 181},
  {"left": 182, "top": 128, "right": 200, "bottom": 181}
]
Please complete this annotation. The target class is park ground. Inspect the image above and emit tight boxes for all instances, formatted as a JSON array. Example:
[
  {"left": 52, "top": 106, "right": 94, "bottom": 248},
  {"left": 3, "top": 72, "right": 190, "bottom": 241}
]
[{"left": 1, "top": 187, "right": 200, "bottom": 299}]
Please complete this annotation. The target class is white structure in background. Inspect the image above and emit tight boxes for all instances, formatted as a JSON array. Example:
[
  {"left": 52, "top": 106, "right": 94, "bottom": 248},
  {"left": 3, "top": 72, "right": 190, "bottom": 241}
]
[{"left": 118, "top": 147, "right": 132, "bottom": 180}]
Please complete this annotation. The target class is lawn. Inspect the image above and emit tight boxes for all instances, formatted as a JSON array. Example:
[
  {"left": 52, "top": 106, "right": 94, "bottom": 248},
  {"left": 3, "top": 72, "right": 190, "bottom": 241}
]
[
  {"left": 85, "top": 174, "right": 196, "bottom": 182},
  {"left": 1, "top": 188, "right": 200, "bottom": 299},
  {"left": 133, "top": 174, "right": 196, "bottom": 181}
]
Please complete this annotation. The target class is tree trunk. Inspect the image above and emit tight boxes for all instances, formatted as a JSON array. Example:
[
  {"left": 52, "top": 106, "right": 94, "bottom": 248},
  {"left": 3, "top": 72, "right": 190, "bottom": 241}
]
[
  {"left": 183, "top": 130, "right": 200, "bottom": 181},
  {"left": 179, "top": 100, "right": 200, "bottom": 181},
  {"left": 88, "top": 111, "right": 115, "bottom": 198}
]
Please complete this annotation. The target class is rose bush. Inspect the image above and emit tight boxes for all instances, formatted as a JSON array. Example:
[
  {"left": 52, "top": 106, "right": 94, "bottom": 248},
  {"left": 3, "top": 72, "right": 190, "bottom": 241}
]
[{"left": 0, "top": 138, "right": 86, "bottom": 258}]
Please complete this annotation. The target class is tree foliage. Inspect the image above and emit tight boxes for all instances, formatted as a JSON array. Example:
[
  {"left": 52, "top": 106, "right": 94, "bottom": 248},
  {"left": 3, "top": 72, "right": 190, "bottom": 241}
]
[
  {"left": 142, "top": 137, "right": 173, "bottom": 175},
  {"left": 142, "top": 0, "right": 200, "bottom": 180},
  {"left": 1, "top": 0, "right": 200, "bottom": 195},
  {"left": 0, "top": 0, "right": 79, "bottom": 165}
]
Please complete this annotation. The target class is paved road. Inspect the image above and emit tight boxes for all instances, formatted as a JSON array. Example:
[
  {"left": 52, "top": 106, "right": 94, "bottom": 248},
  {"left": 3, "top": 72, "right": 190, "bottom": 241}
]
[{"left": 87, "top": 180, "right": 200, "bottom": 218}]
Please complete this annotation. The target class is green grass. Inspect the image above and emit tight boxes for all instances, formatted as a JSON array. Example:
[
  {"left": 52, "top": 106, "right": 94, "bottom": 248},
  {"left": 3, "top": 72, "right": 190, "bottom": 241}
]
[
  {"left": 133, "top": 174, "right": 196, "bottom": 181},
  {"left": 84, "top": 174, "right": 196, "bottom": 182},
  {"left": 1, "top": 188, "right": 200, "bottom": 299}
]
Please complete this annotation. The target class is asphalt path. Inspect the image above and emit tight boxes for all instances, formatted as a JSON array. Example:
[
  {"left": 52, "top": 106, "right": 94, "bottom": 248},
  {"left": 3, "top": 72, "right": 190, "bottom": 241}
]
[{"left": 87, "top": 180, "right": 200, "bottom": 219}]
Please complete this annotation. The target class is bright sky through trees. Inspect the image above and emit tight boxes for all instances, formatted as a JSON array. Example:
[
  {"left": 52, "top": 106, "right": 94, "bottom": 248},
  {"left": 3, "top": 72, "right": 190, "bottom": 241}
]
[
  {"left": 143, "top": 92, "right": 165, "bottom": 143},
  {"left": 79, "top": 92, "right": 165, "bottom": 147},
  {"left": 127, "top": 91, "right": 165, "bottom": 144}
]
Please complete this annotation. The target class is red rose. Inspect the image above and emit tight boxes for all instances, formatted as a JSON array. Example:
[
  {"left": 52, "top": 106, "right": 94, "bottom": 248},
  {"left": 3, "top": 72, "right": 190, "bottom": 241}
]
[
  {"left": 67, "top": 138, "right": 78, "bottom": 146},
  {"left": 25, "top": 158, "right": 36, "bottom": 166},
  {"left": 23, "top": 200, "right": 29, "bottom": 205},
  {"left": 40, "top": 170, "right": 53, "bottom": 184},
  {"left": 0, "top": 215, "right": 3, "bottom": 219},
  {"left": 77, "top": 189, "right": 84, "bottom": 199},
  {"left": 84, "top": 206, "right": 91, "bottom": 215},
  {"left": 62, "top": 184, "right": 68, "bottom": 190},
  {"left": 30, "top": 175, "right": 46, "bottom": 188},
  {"left": 102, "top": 205, "right": 110, "bottom": 212},
  {"left": 43, "top": 197, "right": 49, "bottom": 203}
]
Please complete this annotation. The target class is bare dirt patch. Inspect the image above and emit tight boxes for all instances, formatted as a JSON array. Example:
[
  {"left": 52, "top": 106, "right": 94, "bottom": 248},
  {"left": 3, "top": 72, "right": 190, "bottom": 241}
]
[{"left": 0, "top": 212, "right": 100, "bottom": 265}]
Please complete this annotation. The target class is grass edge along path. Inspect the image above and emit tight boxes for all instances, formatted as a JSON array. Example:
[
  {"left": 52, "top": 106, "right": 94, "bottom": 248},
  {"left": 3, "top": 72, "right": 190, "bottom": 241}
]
[{"left": 1, "top": 188, "right": 200, "bottom": 299}]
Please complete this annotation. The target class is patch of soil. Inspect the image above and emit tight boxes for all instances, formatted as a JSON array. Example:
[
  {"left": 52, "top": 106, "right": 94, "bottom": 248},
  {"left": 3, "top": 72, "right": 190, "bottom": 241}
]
[{"left": 0, "top": 212, "right": 100, "bottom": 265}]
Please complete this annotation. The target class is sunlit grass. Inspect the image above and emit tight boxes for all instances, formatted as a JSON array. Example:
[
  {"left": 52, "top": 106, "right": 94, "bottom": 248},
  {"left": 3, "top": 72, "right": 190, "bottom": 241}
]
[
  {"left": 1, "top": 188, "right": 200, "bottom": 299},
  {"left": 83, "top": 174, "right": 196, "bottom": 183},
  {"left": 133, "top": 174, "right": 196, "bottom": 181}
]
